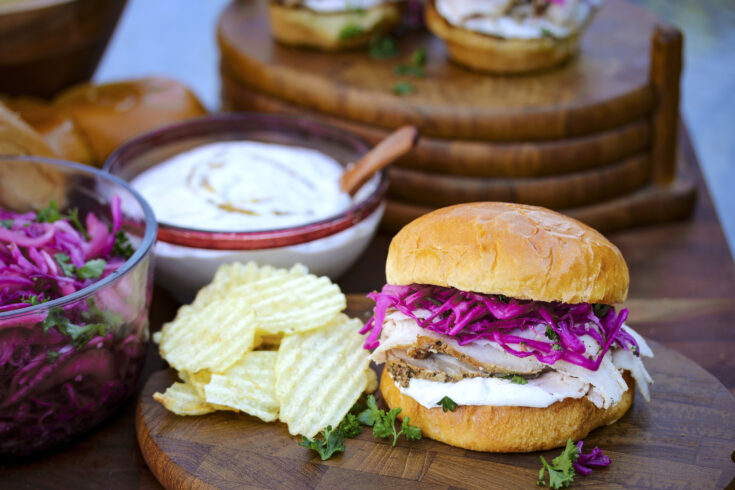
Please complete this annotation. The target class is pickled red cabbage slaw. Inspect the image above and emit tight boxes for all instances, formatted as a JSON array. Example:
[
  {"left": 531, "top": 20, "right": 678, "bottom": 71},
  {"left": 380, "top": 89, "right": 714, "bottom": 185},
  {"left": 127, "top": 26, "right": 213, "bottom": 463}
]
[
  {"left": 360, "top": 284, "right": 640, "bottom": 372},
  {"left": 0, "top": 197, "right": 146, "bottom": 456}
]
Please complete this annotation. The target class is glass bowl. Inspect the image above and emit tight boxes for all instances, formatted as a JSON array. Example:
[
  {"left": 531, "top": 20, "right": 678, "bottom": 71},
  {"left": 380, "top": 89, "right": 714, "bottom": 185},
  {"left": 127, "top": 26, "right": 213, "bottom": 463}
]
[
  {"left": 104, "top": 113, "right": 388, "bottom": 302},
  {"left": 0, "top": 156, "right": 156, "bottom": 457}
]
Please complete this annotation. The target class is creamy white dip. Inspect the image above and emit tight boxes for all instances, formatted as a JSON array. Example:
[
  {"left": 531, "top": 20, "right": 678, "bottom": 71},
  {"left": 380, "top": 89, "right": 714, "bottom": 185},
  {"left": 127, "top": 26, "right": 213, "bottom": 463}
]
[
  {"left": 435, "top": 0, "right": 601, "bottom": 39},
  {"left": 398, "top": 371, "right": 590, "bottom": 408},
  {"left": 131, "top": 141, "right": 351, "bottom": 232}
]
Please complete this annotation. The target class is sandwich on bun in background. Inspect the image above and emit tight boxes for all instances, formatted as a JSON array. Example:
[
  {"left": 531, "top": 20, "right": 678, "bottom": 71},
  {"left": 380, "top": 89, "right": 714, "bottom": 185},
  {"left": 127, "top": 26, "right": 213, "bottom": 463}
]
[
  {"left": 361, "top": 202, "right": 653, "bottom": 452},
  {"left": 426, "top": 0, "right": 602, "bottom": 73},
  {"left": 268, "top": 0, "right": 403, "bottom": 51}
]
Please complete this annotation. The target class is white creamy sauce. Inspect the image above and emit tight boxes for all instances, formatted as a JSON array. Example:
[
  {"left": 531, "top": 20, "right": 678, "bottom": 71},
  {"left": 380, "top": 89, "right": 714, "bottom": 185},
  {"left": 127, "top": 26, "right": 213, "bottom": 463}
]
[
  {"left": 288, "top": 0, "right": 395, "bottom": 13},
  {"left": 435, "top": 0, "right": 601, "bottom": 39},
  {"left": 399, "top": 371, "right": 589, "bottom": 409},
  {"left": 131, "top": 141, "right": 351, "bottom": 232}
]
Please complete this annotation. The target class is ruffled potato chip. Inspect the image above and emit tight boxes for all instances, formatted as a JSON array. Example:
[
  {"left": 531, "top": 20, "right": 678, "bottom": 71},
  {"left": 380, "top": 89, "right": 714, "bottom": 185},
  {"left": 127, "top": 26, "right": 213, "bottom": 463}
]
[
  {"left": 204, "top": 351, "right": 279, "bottom": 422},
  {"left": 153, "top": 382, "right": 214, "bottom": 416},
  {"left": 276, "top": 314, "right": 370, "bottom": 437}
]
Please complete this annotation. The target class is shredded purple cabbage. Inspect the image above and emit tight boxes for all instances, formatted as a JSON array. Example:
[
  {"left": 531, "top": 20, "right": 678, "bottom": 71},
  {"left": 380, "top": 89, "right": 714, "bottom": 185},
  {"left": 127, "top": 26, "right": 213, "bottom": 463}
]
[
  {"left": 0, "top": 197, "right": 148, "bottom": 456},
  {"left": 573, "top": 440, "right": 611, "bottom": 475},
  {"left": 360, "top": 284, "right": 639, "bottom": 372}
]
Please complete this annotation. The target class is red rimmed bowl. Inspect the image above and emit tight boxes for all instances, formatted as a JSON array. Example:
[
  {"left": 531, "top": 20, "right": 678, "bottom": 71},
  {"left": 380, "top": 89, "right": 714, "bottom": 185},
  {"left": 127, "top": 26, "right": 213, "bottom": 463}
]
[{"left": 104, "top": 113, "right": 388, "bottom": 301}]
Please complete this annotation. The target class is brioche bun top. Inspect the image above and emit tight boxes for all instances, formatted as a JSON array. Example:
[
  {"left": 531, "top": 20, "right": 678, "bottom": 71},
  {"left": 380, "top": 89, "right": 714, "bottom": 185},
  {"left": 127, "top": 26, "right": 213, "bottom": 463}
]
[{"left": 386, "top": 202, "right": 628, "bottom": 304}]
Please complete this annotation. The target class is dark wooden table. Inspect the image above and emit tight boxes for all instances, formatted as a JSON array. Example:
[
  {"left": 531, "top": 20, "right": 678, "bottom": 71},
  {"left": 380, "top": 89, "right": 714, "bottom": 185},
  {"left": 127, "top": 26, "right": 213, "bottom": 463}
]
[{"left": 2, "top": 128, "right": 734, "bottom": 488}]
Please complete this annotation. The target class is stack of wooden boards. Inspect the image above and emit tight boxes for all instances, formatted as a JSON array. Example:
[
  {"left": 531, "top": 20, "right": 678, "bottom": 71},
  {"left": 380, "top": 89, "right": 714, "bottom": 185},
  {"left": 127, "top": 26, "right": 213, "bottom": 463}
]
[{"left": 217, "top": 0, "right": 696, "bottom": 233}]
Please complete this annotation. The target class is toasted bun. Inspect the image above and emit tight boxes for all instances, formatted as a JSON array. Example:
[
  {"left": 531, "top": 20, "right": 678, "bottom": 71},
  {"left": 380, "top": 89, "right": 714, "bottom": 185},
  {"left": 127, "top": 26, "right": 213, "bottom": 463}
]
[
  {"left": 380, "top": 369, "right": 634, "bottom": 452},
  {"left": 0, "top": 101, "right": 57, "bottom": 158},
  {"left": 0, "top": 102, "right": 68, "bottom": 211},
  {"left": 425, "top": 0, "right": 581, "bottom": 74},
  {"left": 54, "top": 77, "right": 207, "bottom": 162},
  {"left": 2, "top": 96, "right": 95, "bottom": 166},
  {"left": 268, "top": 3, "right": 401, "bottom": 51},
  {"left": 386, "top": 202, "right": 628, "bottom": 304}
]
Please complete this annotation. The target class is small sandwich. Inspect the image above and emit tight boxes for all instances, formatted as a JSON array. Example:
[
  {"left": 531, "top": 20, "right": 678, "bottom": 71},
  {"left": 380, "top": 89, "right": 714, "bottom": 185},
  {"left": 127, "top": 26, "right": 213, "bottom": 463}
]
[
  {"left": 426, "top": 0, "right": 601, "bottom": 73},
  {"left": 361, "top": 202, "right": 653, "bottom": 452},
  {"left": 268, "top": 0, "right": 403, "bottom": 51}
]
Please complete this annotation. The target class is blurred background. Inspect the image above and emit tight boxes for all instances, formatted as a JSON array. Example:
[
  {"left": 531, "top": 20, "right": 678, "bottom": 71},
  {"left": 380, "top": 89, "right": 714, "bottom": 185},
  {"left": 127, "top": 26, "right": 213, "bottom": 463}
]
[{"left": 94, "top": 0, "right": 735, "bottom": 254}]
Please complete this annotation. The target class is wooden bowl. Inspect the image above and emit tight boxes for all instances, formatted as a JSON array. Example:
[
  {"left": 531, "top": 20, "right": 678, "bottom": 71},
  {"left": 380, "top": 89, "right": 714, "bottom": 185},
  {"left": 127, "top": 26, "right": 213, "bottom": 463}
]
[{"left": 0, "top": 0, "right": 127, "bottom": 98}]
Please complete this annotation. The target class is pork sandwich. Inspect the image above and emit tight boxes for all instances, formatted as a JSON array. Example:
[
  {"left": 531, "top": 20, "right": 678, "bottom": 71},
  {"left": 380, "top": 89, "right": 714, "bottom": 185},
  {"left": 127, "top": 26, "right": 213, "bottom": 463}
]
[
  {"left": 268, "top": 0, "right": 402, "bottom": 51},
  {"left": 361, "top": 202, "right": 653, "bottom": 452},
  {"left": 426, "top": 0, "right": 601, "bottom": 73}
]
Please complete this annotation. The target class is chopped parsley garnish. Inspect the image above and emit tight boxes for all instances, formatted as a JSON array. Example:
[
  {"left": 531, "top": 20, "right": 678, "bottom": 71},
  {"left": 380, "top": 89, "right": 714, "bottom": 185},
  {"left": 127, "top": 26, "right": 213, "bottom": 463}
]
[
  {"left": 54, "top": 253, "right": 76, "bottom": 278},
  {"left": 438, "top": 396, "right": 458, "bottom": 412},
  {"left": 338, "top": 23, "right": 365, "bottom": 41},
  {"left": 502, "top": 374, "right": 528, "bottom": 385},
  {"left": 631, "top": 345, "right": 639, "bottom": 356},
  {"left": 392, "top": 82, "right": 415, "bottom": 95},
  {"left": 36, "top": 199, "right": 63, "bottom": 223},
  {"left": 42, "top": 307, "right": 109, "bottom": 349},
  {"left": 495, "top": 294, "right": 511, "bottom": 303},
  {"left": 537, "top": 439, "right": 578, "bottom": 488},
  {"left": 553, "top": 344, "right": 564, "bottom": 351},
  {"left": 545, "top": 325, "right": 560, "bottom": 342},
  {"left": 592, "top": 304, "right": 611, "bottom": 318},
  {"left": 337, "top": 413, "right": 363, "bottom": 438},
  {"left": 358, "top": 395, "right": 421, "bottom": 445},
  {"left": 369, "top": 35, "right": 398, "bottom": 59},
  {"left": 37, "top": 200, "right": 89, "bottom": 238},
  {"left": 299, "top": 425, "right": 345, "bottom": 460},
  {"left": 77, "top": 258, "right": 106, "bottom": 280},
  {"left": 46, "top": 351, "right": 60, "bottom": 364},
  {"left": 0, "top": 219, "right": 13, "bottom": 229},
  {"left": 112, "top": 230, "right": 134, "bottom": 259},
  {"left": 394, "top": 64, "right": 425, "bottom": 78},
  {"left": 411, "top": 47, "right": 427, "bottom": 67},
  {"left": 298, "top": 394, "right": 422, "bottom": 460},
  {"left": 541, "top": 27, "right": 555, "bottom": 38},
  {"left": 54, "top": 254, "right": 107, "bottom": 280}
]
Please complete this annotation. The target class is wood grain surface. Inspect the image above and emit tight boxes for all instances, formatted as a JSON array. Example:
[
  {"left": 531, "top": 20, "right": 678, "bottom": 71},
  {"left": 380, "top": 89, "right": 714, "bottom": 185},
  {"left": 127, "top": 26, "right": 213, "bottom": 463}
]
[
  {"left": 221, "top": 70, "right": 652, "bottom": 178},
  {"left": 386, "top": 153, "right": 650, "bottom": 209},
  {"left": 217, "top": 0, "right": 657, "bottom": 142},
  {"left": 135, "top": 296, "right": 735, "bottom": 490}
]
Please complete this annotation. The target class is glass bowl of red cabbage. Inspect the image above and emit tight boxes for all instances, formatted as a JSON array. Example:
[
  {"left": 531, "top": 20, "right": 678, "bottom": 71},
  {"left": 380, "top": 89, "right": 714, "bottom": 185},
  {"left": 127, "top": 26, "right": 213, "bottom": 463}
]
[{"left": 0, "top": 156, "right": 157, "bottom": 457}]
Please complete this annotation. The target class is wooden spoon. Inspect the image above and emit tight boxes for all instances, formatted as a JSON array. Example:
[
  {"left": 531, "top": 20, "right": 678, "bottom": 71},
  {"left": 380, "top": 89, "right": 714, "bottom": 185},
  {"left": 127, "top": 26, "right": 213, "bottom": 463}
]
[{"left": 340, "top": 125, "right": 419, "bottom": 196}]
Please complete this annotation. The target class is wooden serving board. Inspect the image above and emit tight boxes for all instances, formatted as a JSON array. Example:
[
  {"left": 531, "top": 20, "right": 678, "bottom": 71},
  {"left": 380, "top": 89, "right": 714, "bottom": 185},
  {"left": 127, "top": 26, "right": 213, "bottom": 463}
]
[
  {"left": 217, "top": 0, "right": 658, "bottom": 142},
  {"left": 137, "top": 297, "right": 735, "bottom": 489},
  {"left": 221, "top": 70, "right": 651, "bottom": 178}
]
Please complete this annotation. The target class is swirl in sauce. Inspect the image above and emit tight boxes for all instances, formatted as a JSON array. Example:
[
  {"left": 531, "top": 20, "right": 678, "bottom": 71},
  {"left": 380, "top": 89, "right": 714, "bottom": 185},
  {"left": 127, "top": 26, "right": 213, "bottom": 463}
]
[{"left": 131, "top": 141, "right": 351, "bottom": 231}]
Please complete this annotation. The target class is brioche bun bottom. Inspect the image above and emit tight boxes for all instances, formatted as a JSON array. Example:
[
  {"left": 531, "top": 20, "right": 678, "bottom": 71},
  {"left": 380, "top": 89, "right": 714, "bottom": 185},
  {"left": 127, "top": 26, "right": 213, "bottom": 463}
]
[
  {"left": 425, "top": 0, "right": 581, "bottom": 74},
  {"left": 268, "top": 3, "right": 401, "bottom": 51},
  {"left": 380, "top": 369, "right": 634, "bottom": 452}
]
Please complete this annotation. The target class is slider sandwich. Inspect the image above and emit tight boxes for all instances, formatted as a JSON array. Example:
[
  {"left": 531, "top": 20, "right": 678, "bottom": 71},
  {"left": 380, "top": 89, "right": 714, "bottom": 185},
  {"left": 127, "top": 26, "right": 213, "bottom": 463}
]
[
  {"left": 361, "top": 202, "right": 653, "bottom": 452},
  {"left": 268, "top": 0, "right": 403, "bottom": 51},
  {"left": 426, "top": 0, "right": 602, "bottom": 73}
]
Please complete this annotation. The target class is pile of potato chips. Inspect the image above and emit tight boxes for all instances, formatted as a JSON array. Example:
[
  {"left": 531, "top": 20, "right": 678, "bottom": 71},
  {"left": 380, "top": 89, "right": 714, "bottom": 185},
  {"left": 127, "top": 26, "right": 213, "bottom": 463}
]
[{"left": 153, "top": 262, "right": 376, "bottom": 438}]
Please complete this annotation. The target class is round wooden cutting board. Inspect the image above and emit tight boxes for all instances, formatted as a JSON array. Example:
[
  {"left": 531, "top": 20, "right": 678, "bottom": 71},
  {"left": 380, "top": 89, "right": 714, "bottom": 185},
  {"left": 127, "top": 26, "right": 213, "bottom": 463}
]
[
  {"left": 137, "top": 298, "right": 735, "bottom": 489},
  {"left": 218, "top": 0, "right": 657, "bottom": 142}
]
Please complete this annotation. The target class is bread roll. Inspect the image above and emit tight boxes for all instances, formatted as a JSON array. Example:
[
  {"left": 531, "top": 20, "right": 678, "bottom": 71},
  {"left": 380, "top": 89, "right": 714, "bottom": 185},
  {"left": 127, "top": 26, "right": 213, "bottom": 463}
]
[
  {"left": 268, "top": 2, "right": 401, "bottom": 51},
  {"left": 425, "top": 0, "right": 582, "bottom": 74},
  {"left": 380, "top": 369, "right": 634, "bottom": 452},
  {"left": 386, "top": 202, "right": 628, "bottom": 304}
]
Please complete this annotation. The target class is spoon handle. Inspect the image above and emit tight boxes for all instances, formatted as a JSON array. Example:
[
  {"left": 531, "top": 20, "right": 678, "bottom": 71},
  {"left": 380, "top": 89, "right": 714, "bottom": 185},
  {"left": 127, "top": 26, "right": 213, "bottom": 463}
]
[{"left": 340, "top": 125, "right": 419, "bottom": 197}]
